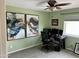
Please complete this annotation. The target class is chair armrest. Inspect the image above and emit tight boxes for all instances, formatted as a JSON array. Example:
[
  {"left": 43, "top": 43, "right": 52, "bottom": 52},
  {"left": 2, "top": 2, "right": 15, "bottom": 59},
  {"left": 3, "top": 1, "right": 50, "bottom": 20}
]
[{"left": 59, "top": 35, "right": 67, "bottom": 40}]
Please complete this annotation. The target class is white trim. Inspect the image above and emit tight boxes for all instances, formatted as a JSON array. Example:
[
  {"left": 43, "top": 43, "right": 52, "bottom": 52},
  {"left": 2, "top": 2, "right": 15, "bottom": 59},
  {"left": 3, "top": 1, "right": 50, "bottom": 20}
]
[
  {"left": 8, "top": 43, "right": 42, "bottom": 54},
  {"left": 66, "top": 48, "right": 73, "bottom": 52},
  {"left": 66, "top": 35, "right": 79, "bottom": 38}
]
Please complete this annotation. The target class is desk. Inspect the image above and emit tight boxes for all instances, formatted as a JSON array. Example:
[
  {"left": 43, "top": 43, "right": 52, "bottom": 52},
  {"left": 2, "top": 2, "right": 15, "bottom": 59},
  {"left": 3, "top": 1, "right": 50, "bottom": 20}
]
[{"left": 55, "top": 35, "right": 66, "bottom": 49}]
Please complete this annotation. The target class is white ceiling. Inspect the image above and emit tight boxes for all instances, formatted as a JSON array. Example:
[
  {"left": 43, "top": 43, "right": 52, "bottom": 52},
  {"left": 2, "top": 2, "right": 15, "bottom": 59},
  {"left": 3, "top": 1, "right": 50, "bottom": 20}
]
[{"left": 6, "top": 0, "right": 79, "bottom": 12}]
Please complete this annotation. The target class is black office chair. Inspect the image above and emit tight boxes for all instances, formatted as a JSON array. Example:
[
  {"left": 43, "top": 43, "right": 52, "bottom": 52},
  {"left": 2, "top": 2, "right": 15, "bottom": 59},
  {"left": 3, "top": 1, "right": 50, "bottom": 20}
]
[{"left": 41, "top": 28, "right": 66, "bottom": 51}]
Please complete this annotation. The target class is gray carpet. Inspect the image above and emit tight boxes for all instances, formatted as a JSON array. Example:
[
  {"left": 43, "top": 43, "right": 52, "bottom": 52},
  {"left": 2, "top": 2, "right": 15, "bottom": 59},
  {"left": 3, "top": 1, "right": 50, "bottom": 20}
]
[{"left": 8, "top": 46, "right": 79, "bottom": 58}]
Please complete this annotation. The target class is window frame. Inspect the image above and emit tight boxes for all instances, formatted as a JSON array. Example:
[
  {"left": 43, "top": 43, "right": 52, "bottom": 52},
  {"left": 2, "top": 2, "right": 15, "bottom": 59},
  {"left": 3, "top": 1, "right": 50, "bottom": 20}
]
[{"left": 63, "top": 21, "right": 79, "bottom": 38}]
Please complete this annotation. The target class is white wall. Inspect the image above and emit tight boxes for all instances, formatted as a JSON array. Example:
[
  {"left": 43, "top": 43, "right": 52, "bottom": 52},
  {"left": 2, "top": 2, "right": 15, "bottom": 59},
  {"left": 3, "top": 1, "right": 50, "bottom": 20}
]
[{"left": 0, "top": 0, "right": 7, "bottom": 58}]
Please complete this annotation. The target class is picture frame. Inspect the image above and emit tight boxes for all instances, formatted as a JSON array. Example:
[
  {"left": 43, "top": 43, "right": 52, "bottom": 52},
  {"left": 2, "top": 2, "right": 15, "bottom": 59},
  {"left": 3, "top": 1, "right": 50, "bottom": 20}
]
[
  {"left": 6, "top": 12, "right": 26, "bottom": 41},
  {"left": 74, "top": 43, "right": 79, "bottom": 55},
  {"left": 26, "top": 14, "right": 39, "bottom": 37},
  {"left": 51, "top": 19, "right": 58, "bottom": 26}
]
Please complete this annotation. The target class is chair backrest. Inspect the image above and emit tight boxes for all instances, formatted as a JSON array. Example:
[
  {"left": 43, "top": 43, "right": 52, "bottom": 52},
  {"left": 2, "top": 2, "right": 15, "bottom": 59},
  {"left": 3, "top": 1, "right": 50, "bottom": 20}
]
[
  {"left": 41, "top": 31, "right": 49, "bottom": 42},
  {"left": 51, "top": 29, "right": 58, "bottom": 35},
  {"left": 58, "top": 30, "right": 63, "bottom": 36}
]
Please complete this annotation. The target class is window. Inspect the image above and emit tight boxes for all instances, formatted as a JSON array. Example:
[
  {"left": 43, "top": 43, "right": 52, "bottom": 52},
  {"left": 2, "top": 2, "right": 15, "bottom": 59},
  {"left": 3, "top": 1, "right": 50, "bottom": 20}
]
[{"left": 63, "top": 21, "right": 79, "bottom": 37}]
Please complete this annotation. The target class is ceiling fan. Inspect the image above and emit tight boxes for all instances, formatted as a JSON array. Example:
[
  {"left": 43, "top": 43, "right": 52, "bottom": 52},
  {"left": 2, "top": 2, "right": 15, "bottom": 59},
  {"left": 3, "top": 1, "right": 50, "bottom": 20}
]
[{"left": 38, "top": 0, "right": 71, "bottom": 11}]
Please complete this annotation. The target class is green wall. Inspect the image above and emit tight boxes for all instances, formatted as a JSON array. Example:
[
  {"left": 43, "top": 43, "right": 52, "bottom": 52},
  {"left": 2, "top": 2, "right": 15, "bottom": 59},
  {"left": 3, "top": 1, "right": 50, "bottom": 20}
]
[
  {"left": 7, "top": 5, "right": 79, "bottom": 52},
  {"left": 6, "top": 5, "right": 50, "bottom": 52},
  {"left": 50, "top": 11, "right": 64, "bottom": 29},
  {"left": 61, "top": 8, "right": 79, "bottom": 51},
  {"left": 50, "top": 8, "right": 79, "bottom": 51}
]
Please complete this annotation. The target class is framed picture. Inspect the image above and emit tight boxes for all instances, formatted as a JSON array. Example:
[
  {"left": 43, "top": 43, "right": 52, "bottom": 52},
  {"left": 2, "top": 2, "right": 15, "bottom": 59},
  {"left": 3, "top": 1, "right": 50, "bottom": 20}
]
[
  {"left": 51, "top": 19, "right": 58, "bottom": 26},
  {"left": 74, "top": 43, "right": 79, "bottom": 55},
  {"left": 26, "top": 14, "right": 39, "bottom": 37},
  {"left": 6, "top": 12, "right": 26, "bottom": 41}
]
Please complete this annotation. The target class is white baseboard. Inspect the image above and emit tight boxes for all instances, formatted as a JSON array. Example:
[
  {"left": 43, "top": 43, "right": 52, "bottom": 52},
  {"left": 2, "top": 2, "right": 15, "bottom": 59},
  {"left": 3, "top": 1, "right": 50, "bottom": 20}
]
[
  {"left": 8, "top": 43, "right": 42, "bottom": 54},
  {"left": 66, "top": 48, "right": 73, "bottom": 52}
]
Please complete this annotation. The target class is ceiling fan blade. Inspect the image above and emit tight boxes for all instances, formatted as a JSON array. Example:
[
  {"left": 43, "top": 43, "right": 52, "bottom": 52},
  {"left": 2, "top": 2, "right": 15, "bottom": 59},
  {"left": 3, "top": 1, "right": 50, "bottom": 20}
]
[
  {"left": 55, "top": 3, "right": 71, "bottom": 6},
  {"left": 44, "top": 8, "right": 49, "bottom": 10},
  {"left": 56, "top": 6, "right": 61, "bottom": 9},
  {"left": 44, "top": 6, "right": 54, "bottom": 11}
]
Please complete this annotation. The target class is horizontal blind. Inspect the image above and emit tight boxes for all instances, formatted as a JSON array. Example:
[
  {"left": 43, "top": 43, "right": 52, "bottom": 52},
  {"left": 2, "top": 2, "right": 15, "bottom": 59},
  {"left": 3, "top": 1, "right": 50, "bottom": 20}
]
[
  {"left": 64, "top": 14, "right": 79, "bottom": 21},
  {"left": 64, "top": 21, "right": 79, "bottom": 36}
]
